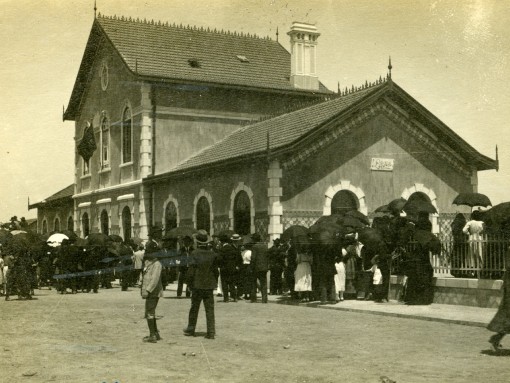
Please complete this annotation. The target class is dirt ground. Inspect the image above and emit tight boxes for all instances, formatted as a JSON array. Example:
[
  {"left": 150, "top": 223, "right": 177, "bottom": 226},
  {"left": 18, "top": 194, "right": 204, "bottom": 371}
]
[{"left": 1, "top": 284, "right": 509, "bottom": 383}]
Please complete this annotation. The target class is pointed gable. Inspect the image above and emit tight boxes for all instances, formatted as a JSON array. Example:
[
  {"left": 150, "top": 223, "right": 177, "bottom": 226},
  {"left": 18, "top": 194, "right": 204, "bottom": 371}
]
[
  {"left": 146, "top": 79, "right": 496, "bottom": 180},
  {"left": 64, "top": 15, "right": 332, "bottom": 121}
]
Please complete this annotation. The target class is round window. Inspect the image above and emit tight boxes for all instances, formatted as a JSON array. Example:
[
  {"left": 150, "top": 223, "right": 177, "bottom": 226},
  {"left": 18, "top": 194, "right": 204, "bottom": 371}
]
[{"left": 100, "top": 62, "right": 109, "bottom": 90}]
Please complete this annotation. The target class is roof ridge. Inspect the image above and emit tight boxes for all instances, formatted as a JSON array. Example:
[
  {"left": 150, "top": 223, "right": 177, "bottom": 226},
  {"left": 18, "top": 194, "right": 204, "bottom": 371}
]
[
  {"left": 336, "top": 75, "right": 389, "bottom": 97},
  {"left": 97, "top": 13, "right": 275, "bottom": 41}
]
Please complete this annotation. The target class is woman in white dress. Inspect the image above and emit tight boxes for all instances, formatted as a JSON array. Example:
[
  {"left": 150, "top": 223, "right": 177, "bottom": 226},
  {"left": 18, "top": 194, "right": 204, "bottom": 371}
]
[
  {"left": 334, "top": 250, "right": 346, "bottom": 302},
  {"left": 294, "top": 242, "right": 313, "bottom": 302}
]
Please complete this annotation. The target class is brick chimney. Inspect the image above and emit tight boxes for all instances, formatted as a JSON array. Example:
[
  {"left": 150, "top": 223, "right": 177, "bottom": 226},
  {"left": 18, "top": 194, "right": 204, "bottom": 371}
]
[{"left": 287, "top": 22, "right": 320, "bottom": 91}]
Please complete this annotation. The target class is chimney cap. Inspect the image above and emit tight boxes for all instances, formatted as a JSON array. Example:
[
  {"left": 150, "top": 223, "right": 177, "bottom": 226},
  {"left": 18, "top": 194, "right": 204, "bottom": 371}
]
[{"left": 287, "top": 21, "right": 319, "bottom": 35}]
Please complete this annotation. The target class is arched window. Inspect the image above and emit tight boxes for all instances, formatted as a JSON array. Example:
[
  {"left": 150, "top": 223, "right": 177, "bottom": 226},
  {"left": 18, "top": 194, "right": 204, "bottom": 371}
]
[
  {"left": 100, "top": 210, "right": 109, "bottom": 235},
  {"left": 122, "top": 206, "right": 131, "bottom": 241},
  {"left": 165, "top": 202, "right": 178, "bottom": 235},
  {"left": 122, "top": 107, "right": 132, "bottom": 163},
  {"left": 81, "top": 213, "right": 90, "bottom": 237},
  {"left": 67, "top": 216, "right": 74, "bottom": 232},
  {"left": 234, "top": 191, "right": 251, "bottom": 235},
  {"left": 42, "top": 220, "right": 48, "bottom": 235},
  {"left": 196, "top": 196, "right": 211, "bottom": 233},
  {"left": 54, "top": 218, "right": 60, "bottom": 232},
  {"left": 331, "top": 190, "right": 359, "bottom": 215},
  {"left": 100, "top": 115, "right": 110, "bottom": 169}
]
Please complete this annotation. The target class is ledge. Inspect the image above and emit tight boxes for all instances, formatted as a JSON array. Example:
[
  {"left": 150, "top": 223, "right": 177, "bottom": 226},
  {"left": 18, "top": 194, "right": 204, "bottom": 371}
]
[
  {"left": 119, "top": 162, "right": 133, "bottom": 169},
  {"left": 390, "top": 275, "right": 503, "bottom": 290}
]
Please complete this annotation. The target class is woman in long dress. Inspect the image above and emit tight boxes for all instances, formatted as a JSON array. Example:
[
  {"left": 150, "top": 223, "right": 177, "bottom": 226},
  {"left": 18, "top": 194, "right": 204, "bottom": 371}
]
[
  {"left": 294, "top": 242, "right": 313, "bottom": 302},
  {"left": 334, "top": 253, "right": 346, "bottom": 302},
  {"left": 487, "top": 247, "right": 510, "bottom": 351}
]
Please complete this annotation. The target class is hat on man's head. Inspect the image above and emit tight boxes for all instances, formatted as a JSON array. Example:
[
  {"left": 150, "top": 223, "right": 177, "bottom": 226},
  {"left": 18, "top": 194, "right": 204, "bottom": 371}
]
[
  {"left": 251, "top": 233, "right": 261, "bottom": 243},
  {"left": 195, "top": 230, "right": 210, "bottom": 245},
  {"left": 144, "top": 240, "right": 159, "bottom": 256},
  {"left": 231, "top": 234, "right": 242, "bottom": 241}
]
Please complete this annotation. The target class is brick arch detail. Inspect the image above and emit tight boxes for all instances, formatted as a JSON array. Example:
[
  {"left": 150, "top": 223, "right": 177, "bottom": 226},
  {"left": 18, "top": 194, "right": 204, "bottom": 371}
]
[
  {"left": 162, "top": 194, "right": 180, "bottom": 229},
  {"left": 401, "top": 183, "right": 439, "bottom": 233},
  {"left": 229, "top": 182, "right": 255, "bottom": 233},
  {"left": 193, "top": 189, "right": 214, "bottom": 235},
  {"left": 323, "top": 180, "right": 368, "bottom": 216}
]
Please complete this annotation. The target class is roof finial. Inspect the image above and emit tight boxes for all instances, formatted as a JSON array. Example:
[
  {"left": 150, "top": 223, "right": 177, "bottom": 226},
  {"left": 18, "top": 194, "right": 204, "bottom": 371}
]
[
  {"left": 496, "top": 145, "right": 499, "bottom": 171},
  {"left": 94, "top": 0, "right": 97, "bottom": 18},
  {"left": 276, "top": 26, "right": 279, "bottom": 42},
  {"left": 337, "top": 81, "right": 340, "bottom": 94},
  {"left": 388, "top": 56, "right": 392, "bottom": 79}
]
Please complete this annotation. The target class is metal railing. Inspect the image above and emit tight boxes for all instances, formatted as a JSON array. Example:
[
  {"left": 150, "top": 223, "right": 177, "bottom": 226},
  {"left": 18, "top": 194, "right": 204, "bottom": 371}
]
[{"left": 392, "top": 234, "right": 508, "bottom": 279}]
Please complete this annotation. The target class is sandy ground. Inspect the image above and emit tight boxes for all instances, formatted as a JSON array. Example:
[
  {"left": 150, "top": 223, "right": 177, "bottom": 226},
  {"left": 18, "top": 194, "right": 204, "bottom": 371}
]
[{"left": 1, "top": 285, "right": 509, "bottom": 383}]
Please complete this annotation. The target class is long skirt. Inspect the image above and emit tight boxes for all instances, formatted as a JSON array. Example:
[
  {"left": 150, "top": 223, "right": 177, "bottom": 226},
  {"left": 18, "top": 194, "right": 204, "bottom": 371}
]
[
  {"left": 294, "top": 262, "right": 312, "bottom": 292},
  {"left": 334, "top": 262, "right": 345, "bottom": 292},
  {"left": 488, "top": 270, "right": 510, "bottom": 334}
]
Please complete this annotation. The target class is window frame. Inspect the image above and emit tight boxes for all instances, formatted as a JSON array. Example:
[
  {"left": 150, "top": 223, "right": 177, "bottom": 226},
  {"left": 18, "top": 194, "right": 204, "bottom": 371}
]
[
  {"left": 121, "top": 106, "right": 133, "bottom": 164},
  {"left": 100, "top": 115, "right": 110, "bottom": 170}
]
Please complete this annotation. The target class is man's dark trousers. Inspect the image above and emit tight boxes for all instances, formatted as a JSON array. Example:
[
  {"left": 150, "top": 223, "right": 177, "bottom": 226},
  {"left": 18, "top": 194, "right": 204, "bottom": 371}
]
[
  {"left": 251, "top": 271, "right": 268, "bottom": 303},
  {"left": 187, "top": 289, "right": 215, "bottom": 335}
]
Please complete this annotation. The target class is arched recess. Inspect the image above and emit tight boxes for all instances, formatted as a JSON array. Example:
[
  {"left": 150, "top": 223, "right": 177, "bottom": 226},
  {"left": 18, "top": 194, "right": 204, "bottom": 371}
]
[
  {"left": 121, "top": 206, "right": 132, "bottom": 241},
  {"left": 324, "top": 180, "right": 367, "bottom": 216},
  {"left": 81, "top": 212, "right": 90, "bottom": 238},
  {"left": 67, "top": 216, "right": 74, "bottom": 232},
  {"left": 229, "top": 182, "right": 255, "bottom": 234},
  {"left": 193, "top": 189, "right": 214, "bottom": 235},
  {"left": 42, "top": 218, "right": 48, "bottom": 235},
  {"left": 162, "top": 194, "right": 180, "bottom": 235},
  {"left": 118, "top": 201, "right": 135, "bottom": 241},
  {"left": 100, "top": 209, "right": 109, "bottom": 235},
  {"left": 54, "top": 215, "right": 61, "bottom": 232},
  {"left": 401, "top": 183, "right": 439, "bottom": 233}
]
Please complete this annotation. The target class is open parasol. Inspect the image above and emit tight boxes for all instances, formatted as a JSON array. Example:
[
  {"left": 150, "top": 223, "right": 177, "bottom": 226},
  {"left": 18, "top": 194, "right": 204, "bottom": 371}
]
[
  {"left": 46, "top": 233, "right": 69, "bottom": 247},
  {"left": 281, "top": 225, "right": 309, "bottom": 241},
  {"left": 388, "top": 198, "right": 407, "bottom": 213},
  {"left": 164, "top": 226, "right": 198, "bottom": 240},
  {"left": 345, "top": 210, "right": 370, "bottom": 226},
  {"left": 452, "top": 192, "right": 492, "bottom": 208},
  {"left": 403, "top": 199, "right": 437, "bottom": 214}
]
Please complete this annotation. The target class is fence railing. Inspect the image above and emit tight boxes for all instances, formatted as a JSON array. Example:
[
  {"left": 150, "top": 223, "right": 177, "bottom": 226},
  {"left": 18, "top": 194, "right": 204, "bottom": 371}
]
[{"left": 392, "top": 234, "right": 508, "bottom": 280}]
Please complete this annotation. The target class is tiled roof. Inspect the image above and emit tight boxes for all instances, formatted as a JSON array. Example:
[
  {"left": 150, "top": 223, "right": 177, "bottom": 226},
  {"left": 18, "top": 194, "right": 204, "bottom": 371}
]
[
  {"left": 97, "top": 15, "right": 331, "bottom": 93},
  {"left": 29, "top": 184, "right": 74, "bottom": 209},
  {"left": 169, "top": 83, "right": 384, "bottom": 173}
]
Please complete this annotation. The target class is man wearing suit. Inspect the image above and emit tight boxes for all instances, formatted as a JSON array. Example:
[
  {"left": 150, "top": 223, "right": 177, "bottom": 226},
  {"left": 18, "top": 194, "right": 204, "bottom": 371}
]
[
  {"left": 218, "top": 234, "right": 241, "bottom": 302},
  {"left": 183, "top": 230, "right": 220, "bottom": 339},
  {"left": 250, "top": 233, "right": 269, "bottom": 303},
  {"left": 177, "top": 236, "right": 193, "bottom": 298}
]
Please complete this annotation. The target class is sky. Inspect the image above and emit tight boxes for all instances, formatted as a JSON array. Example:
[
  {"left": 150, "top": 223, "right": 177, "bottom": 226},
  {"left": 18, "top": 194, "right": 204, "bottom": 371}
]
[{"left": 0, "top": 0, "right": 509, "bottom": 222}]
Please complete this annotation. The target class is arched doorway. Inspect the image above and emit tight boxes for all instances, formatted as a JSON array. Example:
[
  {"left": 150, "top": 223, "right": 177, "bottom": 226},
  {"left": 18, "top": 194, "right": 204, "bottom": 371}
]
[
  {"left": 331, "top": 190, "right": 359, "bottom": 215},
  {"left": 196, "top": 196, "right": 211, "bottom": 233},
  {"left": 67, "top": 216, "right": 74, "bottom": 232},
  {"left": 406, "top": 192, "right": 433, "bottom": 228},
  {"left": 81, "top": 213, "right": 90, "bottom": 237},
  {"left": 54, "top": 218, "right": 60, "bottom": 232},
  {"left": 122, "top": 206, "right": 131, "bottom": 241},
  {"left": 233, "top": 191, "right": 251, "bottom": 235},
  {"left": 100, "top": 210, "right": 109, "bottom": 235},
  {"left": 165, "top": 202, "right": 178, "bottom": 235}
]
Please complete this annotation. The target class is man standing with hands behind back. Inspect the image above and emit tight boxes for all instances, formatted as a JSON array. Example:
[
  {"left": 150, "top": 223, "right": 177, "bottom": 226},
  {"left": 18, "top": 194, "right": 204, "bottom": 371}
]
[{"left": 184, "top": 230, "right": 220, "bottom": 339}]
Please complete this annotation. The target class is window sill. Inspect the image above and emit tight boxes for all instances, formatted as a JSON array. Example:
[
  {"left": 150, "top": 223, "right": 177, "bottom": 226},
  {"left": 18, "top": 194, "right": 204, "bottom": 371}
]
[
  {"left": 99, "top": 167, "right": 111, "bottom": 174},
  {"left": 80, "top": 174, "right": 91, "bottom": 180},
  {"left": 119, "top": 161, "right": 133, "bottom": 168}
]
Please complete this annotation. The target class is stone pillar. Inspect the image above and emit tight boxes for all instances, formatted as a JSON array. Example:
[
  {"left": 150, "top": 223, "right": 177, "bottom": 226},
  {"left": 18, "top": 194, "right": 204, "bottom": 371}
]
[
  {"left": 138, "top": 185, "right": 151, "bottom": 240},
  {"left": 267, "top": 160, "right": 283, "bottom": 245},
  {"left": 139, "top": 84, "right": 152, "bottom": 179}
]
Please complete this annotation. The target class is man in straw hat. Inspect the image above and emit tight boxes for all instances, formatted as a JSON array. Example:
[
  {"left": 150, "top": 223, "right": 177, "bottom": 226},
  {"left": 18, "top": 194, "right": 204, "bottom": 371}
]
[{"left": 183, "top": 230, "right": 220, "bottom": 339}]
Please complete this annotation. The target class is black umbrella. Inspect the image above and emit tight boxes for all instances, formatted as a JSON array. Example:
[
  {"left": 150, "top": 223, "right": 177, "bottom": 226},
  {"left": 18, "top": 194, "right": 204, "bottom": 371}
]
[
  {"left": 388, "top": 198, "right": 407, "bottom": 213},
  {"left": 341, "top": 216, "right": 365, "bottom": 229},
  {"left": 86, "top": 233, "right": 112, "bottom": 247},
  {"left": 480, "top": 202, "right": 510, "bottom": 228},
  {"left": 164, "top": 226, "right": 198, "bottom": 239},
  {"left": 375, "top": 204, "right": 391, "bottom": 213},
  {"left": 0, "top": 229, "right": 13, "bottom": 246},
  {"left": 281, "top": 225, "right": 309, "bottom": 241},
  {"left": 345, "top": 210, "right": 370, "bottom": 226},
  {"left": 108, "top": 234, "right": 124, "bottom": 243},
  {"left": 403, "top": 199, "right": 437, "bottom": 214},
  {"left": 452, "top": 192, "right": 492, "bottom": 208},
  {"left": 358, "top": 227, "right": 384, "bottom": 248},
  {"left": 215, "top": 229, "right": 235, "bottom": 241}
]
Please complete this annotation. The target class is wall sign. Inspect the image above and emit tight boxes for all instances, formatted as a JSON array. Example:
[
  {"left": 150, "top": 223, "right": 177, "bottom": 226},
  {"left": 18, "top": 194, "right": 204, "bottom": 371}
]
[{"left": 371, "top": 158, "right": 394, "bottom": 171}]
